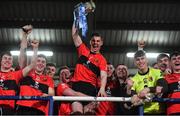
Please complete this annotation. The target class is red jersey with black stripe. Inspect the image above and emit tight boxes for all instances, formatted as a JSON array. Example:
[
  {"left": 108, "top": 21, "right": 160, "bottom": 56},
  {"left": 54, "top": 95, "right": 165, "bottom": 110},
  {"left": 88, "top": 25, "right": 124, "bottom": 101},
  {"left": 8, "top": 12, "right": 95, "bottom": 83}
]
[
  {"left": 57, "top": 83, "right": 70, "bottom": 96},
  {"left": 16, "top": 70, "right": 54, "bottom": 115},
  {"left": 0, "top": 70, "right": 23, "bottom": 108},
  {"left": 71, "top": 43, "right": 107, "bottom": 87},
  {"left": 96, "top": 80, "right": 117, "bottom": 115},
  {"left": 96, "top": 101, "right": 116, "bottom": 115},
  {"left": 57, "top": 83, "right": 72, "bottom": 115},
  {"left": 165, "top": 73, "right": 180, "bottom": 114}
]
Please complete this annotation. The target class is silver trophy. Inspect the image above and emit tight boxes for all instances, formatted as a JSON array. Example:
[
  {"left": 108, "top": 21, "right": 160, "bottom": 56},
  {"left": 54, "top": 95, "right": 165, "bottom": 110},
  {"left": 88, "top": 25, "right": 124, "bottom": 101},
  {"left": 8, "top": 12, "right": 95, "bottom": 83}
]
[
  {"left": 74, "top": 0, "right": 96, "bottom": 17},
  {"left": 84, "top": 0, "right": 96, "bottom": 13},
  {"left": 73, "top": 0, "right": 96, "bottom": 38}
]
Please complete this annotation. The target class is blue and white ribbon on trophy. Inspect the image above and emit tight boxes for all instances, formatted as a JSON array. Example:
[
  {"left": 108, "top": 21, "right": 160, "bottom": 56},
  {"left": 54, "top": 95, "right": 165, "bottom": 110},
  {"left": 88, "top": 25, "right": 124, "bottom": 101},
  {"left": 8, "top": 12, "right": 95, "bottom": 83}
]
[
  {"left": 73, "top": 1, "right": 96, "bottom": 39},
  {"left": 73, "top": 3, "right": 88, "bottom": 39}
]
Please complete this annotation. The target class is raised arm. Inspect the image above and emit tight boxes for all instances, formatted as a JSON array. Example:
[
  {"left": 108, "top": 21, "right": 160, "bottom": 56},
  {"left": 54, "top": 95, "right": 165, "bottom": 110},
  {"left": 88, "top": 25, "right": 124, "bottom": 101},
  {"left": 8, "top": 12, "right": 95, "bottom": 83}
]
[
  {"left": 22, "top": 39, "right": 38, "bottom": 77},
  {"left": 72, "top": 23, "right": 82, "bottom": 47},
  {"left": 18, "top": 25, "right": 33, "bottom": 69}
]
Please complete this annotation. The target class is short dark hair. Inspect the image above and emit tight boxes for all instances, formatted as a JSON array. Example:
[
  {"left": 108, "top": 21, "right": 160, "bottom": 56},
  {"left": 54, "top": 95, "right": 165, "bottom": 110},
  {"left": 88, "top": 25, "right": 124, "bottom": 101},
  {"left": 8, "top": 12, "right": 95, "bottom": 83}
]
[
  {"left": 170, "top": 51, "right": 180, "bottom": 59},
  {"left": 152, "top": 62, "right": 158, "bottom": 67},
  {"left": 107, "top": 62, "right": 112, "bottom": 65},
  {"left": 1, "top": 51, "right": 12, "bottom": 58},
  {"left": 90, "top": 32, "right": 103, "bottom": 41},
  {"left": 0, "top": 51, "right": 12, "bottom": 63},
  {"left": 157, "top": 53, "right": 169, "bottom": 61},
  {"left": 115, "top": 63, "right": 125, "bottom": 69},
  {"left": 37, "top": 54, "right": 47, "bottom": 61},
  {"left": 134, "top": 50, "right": 146, "bottom": 59},
  {"left": 58, "top": 65, "right": 70, "bottom": 75},
  {"left": 91, "top": 32, "right": 101, "bottom": 37},
  {"left": 46, "top": 62, "right": 56, "bottom": 67}
]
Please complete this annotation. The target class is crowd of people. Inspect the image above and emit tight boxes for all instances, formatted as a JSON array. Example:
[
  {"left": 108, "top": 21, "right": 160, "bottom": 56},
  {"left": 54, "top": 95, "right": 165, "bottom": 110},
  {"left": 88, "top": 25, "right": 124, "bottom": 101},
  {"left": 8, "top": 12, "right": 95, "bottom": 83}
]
[{"left": 0, "top": 23, "right": 180, "bottom": 116}]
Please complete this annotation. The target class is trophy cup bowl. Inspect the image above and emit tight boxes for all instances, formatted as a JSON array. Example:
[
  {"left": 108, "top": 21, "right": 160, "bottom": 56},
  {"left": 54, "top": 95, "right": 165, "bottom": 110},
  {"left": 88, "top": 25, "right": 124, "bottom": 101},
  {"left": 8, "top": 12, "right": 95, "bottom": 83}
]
[{"left": 84, "top": 0, "right": 96, "bottom": 13}]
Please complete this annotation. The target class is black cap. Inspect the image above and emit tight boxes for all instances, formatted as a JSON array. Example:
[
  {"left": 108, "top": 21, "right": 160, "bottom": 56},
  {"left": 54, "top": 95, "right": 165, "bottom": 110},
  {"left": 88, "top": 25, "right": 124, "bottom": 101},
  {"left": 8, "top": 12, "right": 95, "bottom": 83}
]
[{"left": 134, "top": 50, "right": 146, "bottom": 58}]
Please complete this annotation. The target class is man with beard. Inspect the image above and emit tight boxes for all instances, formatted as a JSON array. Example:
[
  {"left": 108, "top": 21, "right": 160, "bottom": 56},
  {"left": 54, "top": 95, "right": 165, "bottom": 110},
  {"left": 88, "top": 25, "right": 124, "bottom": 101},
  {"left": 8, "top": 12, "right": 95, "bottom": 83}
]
[
  {"left": 157, "top": 53, "right": 171, "bottom": 75},
  {"left": 162, "top": 51, "right": 180, "bottom": 115},
  {"left": 71, "top": 24, "right": 107, "bottom": 114},
  {"left": 156, "top": 53, "right": 171, "bottom": 114},
  {"left": 129, "top": 50, "right": 167, "bottom": 115}
]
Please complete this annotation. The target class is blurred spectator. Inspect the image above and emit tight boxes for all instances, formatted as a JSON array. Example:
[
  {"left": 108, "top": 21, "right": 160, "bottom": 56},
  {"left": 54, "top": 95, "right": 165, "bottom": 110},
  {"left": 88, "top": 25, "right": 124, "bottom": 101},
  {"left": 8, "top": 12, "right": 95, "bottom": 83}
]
[
  {"left": 96, "top": 63, "right": 116, "bottom": 115},
  {"left": 44, "top": 63, "right": 56, "bottom": 78},
  {"left": 152, "top": 62, "right": 159, "bottom": 69},
  {"left": 114, "top": 64, "right": 138, "bottom": 115}
]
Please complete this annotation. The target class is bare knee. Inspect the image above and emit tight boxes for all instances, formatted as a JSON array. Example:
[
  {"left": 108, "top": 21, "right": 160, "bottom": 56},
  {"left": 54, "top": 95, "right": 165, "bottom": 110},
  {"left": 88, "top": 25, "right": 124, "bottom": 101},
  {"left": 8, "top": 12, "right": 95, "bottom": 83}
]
[{"left": 71, "top": 101, "right": 83, "bottom": 114}]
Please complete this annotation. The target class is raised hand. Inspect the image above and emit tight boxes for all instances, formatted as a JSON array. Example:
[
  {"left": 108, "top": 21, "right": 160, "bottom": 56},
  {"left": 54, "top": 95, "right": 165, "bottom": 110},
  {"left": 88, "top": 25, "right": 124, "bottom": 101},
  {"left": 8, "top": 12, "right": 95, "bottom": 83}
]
[
  {"left": 21, "top": 25, "right": 33, "bottom": 48},
  {"left": 126, "top": 78, "right": 134, "bottom": 95},
  {"left": 138, "top": 87, "right": 150, "bottom": 99},
  {"left": 98, "top": 88, "right": 107, "bottom": 97},
  {"left": 84, "top": 102, "right": 97, "bottom": 115},
  {"left": 22, "top": 25, "right": 33, "bottom": 34},
  {"left": 138, "top": 39, "right": 146, "bottom": 49},
  {"left": 164, "top": 68, "right": 172, "bottom": 75},
  {"left": 126, "top": 78, "right": 134, "bottom": 88},
  {"left": 31, "top": 39, "right": 39, "bottom": 49},
  {"left": 131, "top": 95, "right": 143, "bottom": 106}
]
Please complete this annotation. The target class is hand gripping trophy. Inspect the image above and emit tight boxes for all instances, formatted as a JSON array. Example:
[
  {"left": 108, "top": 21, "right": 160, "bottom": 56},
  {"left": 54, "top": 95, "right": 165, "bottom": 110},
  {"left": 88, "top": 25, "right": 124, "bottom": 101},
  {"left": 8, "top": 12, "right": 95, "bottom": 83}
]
[
  {"left": 73, "top": 0, "right": 96, "bottom": 39},
  {"left": 21, "top": 25, "right": 34, "bottom": 48}
]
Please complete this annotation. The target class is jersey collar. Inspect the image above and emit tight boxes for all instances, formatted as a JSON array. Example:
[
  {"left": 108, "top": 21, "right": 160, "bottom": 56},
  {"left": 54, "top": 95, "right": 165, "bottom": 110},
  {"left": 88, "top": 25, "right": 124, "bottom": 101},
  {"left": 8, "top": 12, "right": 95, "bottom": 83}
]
[{"left": 138, "top": 68, "right": 149, "bottom": 75}]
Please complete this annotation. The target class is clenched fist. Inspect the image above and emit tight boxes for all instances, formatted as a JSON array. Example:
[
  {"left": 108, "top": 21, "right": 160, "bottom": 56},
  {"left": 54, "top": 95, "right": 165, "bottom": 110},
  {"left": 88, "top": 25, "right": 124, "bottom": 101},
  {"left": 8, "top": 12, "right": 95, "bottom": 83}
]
[{"left": 22, "top": 25, "right": 33, "bottom": 34}]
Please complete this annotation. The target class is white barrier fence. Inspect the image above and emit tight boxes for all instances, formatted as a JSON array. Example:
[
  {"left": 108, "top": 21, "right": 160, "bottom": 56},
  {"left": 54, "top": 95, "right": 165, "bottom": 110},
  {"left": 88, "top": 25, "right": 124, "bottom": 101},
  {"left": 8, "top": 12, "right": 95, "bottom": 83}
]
[{"left": 53, "top": 96, "right": 131, "bottom": 102}]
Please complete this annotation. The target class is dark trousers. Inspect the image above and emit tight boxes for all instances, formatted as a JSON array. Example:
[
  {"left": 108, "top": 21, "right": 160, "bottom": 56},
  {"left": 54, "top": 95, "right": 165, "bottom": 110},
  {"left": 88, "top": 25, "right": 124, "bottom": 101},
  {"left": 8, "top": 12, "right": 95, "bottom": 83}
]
[
  {"left": 72, "top": 81, "right": 97, "bottom": 97},
  {"left": 0, "top": 105, "right": 15, "bottom": 115},
  {"left": 169, "top": 112, "right": 180, "bottom": 115},
  {"left": 72, "top": 81, "right": 97, "bottom": 105},
  {"left": 16, "top": 105, "right": 45, "bottom": 115}
]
